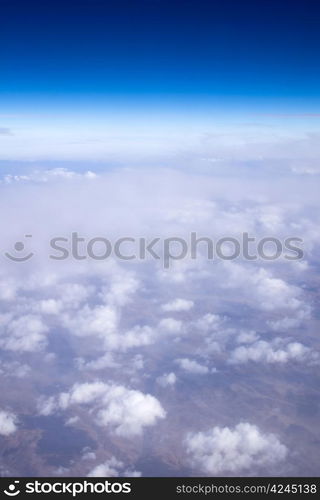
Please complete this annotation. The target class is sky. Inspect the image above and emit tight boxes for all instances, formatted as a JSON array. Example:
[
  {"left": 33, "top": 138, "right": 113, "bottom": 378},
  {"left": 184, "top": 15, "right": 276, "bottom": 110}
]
[
  {"left": 1, "top": 0, "right": 320, "bottom": 164},
  {"left": 1, "top": 0, "right": 320, "bottom": 479},
  {"left": 1, "top": 0, "right": 320, "bottom": 105}
]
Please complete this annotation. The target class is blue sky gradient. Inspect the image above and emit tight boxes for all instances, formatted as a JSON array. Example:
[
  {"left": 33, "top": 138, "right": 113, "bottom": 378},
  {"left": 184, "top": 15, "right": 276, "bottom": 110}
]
[
  {"left": 1, "top": 0, "right": 320, "bottom": 102},
  {"left": 1, "top": 0, "right": 320, "bottom": 162}
]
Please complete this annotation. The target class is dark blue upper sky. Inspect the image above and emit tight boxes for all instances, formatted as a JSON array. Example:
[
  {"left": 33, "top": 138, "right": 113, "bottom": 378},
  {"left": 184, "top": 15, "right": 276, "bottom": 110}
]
[{"left": 1, "top": 0, "right": 320, "bottom": 102}]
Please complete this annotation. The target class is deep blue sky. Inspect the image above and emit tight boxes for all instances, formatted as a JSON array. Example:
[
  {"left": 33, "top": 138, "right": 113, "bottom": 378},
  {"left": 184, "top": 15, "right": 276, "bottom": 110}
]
[{"left": 1, "top": 0, "right": 320, "bottom": 102}]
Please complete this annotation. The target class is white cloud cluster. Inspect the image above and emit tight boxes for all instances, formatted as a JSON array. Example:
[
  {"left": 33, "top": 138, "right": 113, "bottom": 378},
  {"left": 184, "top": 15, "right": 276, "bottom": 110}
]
[
  {"left": 0, "top": 314, "right": 48, "bottom": 352},
  {"left": 162, "top": 298, "right": 194, "bottom": 312},
  {"left": 229, "top": 338, "right": 318, "bottom": 365},
  {"left": 0, "top": 160, "right": 318, "bottom": 475},
  {"left": 38, "top": 382, "right": 166, "bottom": 437},
  {"left": 87, "top": 456, "right": 141, "bottom": 477},
  {"left": 222, "top": 263, "right": 308, "bottom": 314},
  {"left": 0, "top": 410, "right": 18, "bottom": 436},
  {"left": 185, "top": 422, "right": 287, "bottom": 474},
  {"left": 175, "top": 358, "right": 209, "bottom": 375},
  {"left": 156, "top": 372, "right": 177, "bottom": 387},
  {"left": 158, "top": 318, "right": 183, "bottom": 335}
]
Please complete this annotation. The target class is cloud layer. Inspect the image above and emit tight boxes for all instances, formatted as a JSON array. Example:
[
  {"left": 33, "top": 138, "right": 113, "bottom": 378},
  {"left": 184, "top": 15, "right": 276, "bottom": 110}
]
[{"left": 185, "top": 423, "right": 287, "bottom": 474}]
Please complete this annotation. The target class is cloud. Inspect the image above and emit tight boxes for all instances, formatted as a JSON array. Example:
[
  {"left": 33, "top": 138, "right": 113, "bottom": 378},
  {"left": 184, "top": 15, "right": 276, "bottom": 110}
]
[
  {"left": 195, "top": 314, "right": 225, "bottom": 333},
  {"left": 158, "top": 318, "right": 183, "bottom": 335},
  {"left": 175, "top": 358, "right": 209, "bottom": 375},
  {"left": 2, "top": 168, "right": 96, "bottom": 184},
  {"left": 229, "top": 338, "right": 318, "bottom": 365},
  {"left": 156, "top": 372, "right": 177, "bottom": 387},
  {"left": 0, "top": 410, "right": 17, "bottom": 436},
  {"left": 185, "top": 422, "right": 287, "bottom": 474},
  {"left": 0, "top": 314, "right": 48, "bottom": 352},
  {"left": 222, "top": 264, "right": 308, "bottom": 313},
  {"left": 87, "top": 456, "right": 141, "bottom": 477},
  {"left": 0, "top": 361, "right": 30, "bottom": 378},
  {"left": 162, "top": 298, "right": 194, "bottom": 312},
  {"left": 236, "top": 330, "right": 259, "bottom": 344},
  {"left": 38, "top": 381, "right": 166, "bottom": 437},
  {"left": 268, "top": 309, "right": 311, "bottom": 331},
  {"left": 0, "top": 161, "right": 318, "bottom": 475}
]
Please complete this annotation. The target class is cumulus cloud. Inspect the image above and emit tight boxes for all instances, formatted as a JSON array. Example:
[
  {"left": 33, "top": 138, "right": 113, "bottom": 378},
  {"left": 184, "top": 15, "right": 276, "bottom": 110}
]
[
  {"left": 185, "top": 423, "right": 287, "bottom": 474},
  {"left": 229, "top": 338, "right": 318, "bottom": 365},
  {"left": 0, "top": 410, "right": 18, "bottom": 436},
  {"left": 268, "top": 308, "right": 311, "bottom": 331},
  {"left": 87, "top": 456, "right": 141, "bottom": 477},
  {"left": 0, "top": 314, "right": 48, "bottom": 352},
  {"left": 0, "top": 159, "right": 318, "bottom": 475},
  {"left": 156, "top": 372, "right": 177, "bottom": 387},
  {"left": 175, "top": 358, "right": 209, "bottom": 375},
  {"left": 162, "top": 298, "right": 194, "bottom": 312},
  {"left": 222, "top": 264, "right": 308, "bottom": 313},
  {"left": 38, "top": 382, "right": 166, "bottom": 437},
  {"left": 158, "top": 318, "right": 183, "bottom": 335}
]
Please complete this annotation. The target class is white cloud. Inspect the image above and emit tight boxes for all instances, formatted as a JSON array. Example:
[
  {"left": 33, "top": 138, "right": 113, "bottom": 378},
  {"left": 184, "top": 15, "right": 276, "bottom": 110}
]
[
  {"left": 156, "top": 372, "right": 177, "bottom": 387},
  {"left": 0, "top": 314, "right": 48, "bottom": 352},
  {"left": 38, "top": 299, "right": 62, "bottom": 315},
  {"left": 185, "top": 422, "right": 287, "bottom": 474},
  {"left": 38, "top": 382, "right": 166, "bottom": 437},
  {"left": 88, "top": 456, "right": 141, "bottom": 477},
  {"left": 162, "top": 298, "right": 194, "bottom": 312},
  {"left": 222, "top": 264, "right": 307, "bottom": 313},
  {"left": 195, "top": 314, "right": 224, "bottom": 333},
  {"left": 175, "top": 358, "right": 209, "bottom": 375},
  {"left": 229, "top": 338, "right": 317, "bottom": 365},
  {"left": 236, "top": 330, "right": 259, "bottom": 344},
  {"left": 158, "top": 318, "right": 183, "bottom": 335},
  {"left": 0, "top": 410, "right": 17, "bottom": 436},
  {"left": 0, "top": 160, "right": 317, "bottom": 475},
  {"left": 268, "top": 308, "right": 311, "bottom": 331}
]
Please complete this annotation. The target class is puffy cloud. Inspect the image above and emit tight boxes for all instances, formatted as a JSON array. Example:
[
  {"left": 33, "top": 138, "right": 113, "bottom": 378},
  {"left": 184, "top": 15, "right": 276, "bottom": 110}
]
[
  {"left": 95, "top": 386, "right": 165, "bottom": 437},
  {"left": 63, "top": 304, "right": 119, "bottom": 341},
  {"left": 0, "top": 314, "right": 48, "bottom": 352},
  {"left": 156, "top": 372, "right": 177, "bottom": 387},
  {"left": 185, "top": 423, "right": 287, "bottom": 474},
  {"left": 195, "top": 314, "right": 225, "bottom": 333},
  {"left": 222, "top": 264, "right": 307, "bottom": 313},
  {"left": 37, "top": 298, "right": 62, "bottom": 315},
  {"left": 268, "top": 308, "right": 311, "bottom": 332},
  {"left": 158, "top": 318, "right": 183, "bottom": 335},
  {"left": 175, "top": 358, "right": 209, "bottom": 375},
  {"left": 38, "top": 382, "right": 166, "bottom": 437},
  {"left": 236, "top": 330, "right": 259, "bottom": 344},
  {"left": 88, "top": 456, "right": 141, "bottom": 477},
  {"left": 229, "top": 338, "right": 317, "bottom": 365},
  {"left": 162, "top": 299, "right": 194, "bottom": 312},
  {"left": 0, "top": 159, "right": 318, "bottom": 475},
  {"left": 82, "top": 450, "right": 96, "bottom": 461},
  {"left": 0, "top": 410, "right": 17, "bottom": 436},
  {"left": 101, "top": 275, "right": 139, "bottom": 307}
]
